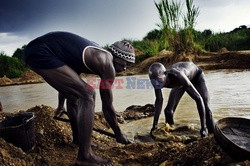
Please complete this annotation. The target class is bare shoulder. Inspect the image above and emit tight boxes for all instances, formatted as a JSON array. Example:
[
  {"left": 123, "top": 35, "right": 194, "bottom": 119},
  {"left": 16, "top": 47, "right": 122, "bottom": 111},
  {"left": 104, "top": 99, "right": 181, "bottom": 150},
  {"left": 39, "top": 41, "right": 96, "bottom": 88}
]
[
  {"left": 85, "top": 47, "right": 112, "bottom": 63},
  {"left": 170, "top": 62, "right": 195, "bottom": 69},
  {"left": 166, "top": 62, "right": 200, "bottom": 82},
  {"left": 85, "top": 47, "right": 115, "bottom": 77},
  {"left": 95, "top": 50, "right": 115, "bottom": 78}
]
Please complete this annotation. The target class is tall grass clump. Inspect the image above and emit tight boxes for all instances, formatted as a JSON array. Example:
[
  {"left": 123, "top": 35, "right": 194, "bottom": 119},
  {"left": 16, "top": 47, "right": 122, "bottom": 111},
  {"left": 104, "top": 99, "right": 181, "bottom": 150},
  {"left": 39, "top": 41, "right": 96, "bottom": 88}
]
[{"left": 155, "top": 0, "right": 200, "bottom": 54}]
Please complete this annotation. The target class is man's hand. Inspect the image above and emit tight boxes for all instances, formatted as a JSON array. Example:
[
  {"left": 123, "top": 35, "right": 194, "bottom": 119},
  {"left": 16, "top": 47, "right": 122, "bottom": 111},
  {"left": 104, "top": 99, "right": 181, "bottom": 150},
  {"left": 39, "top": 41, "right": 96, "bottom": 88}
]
[
  {"left": 116, "top": 132, "right": 132, "bottom": 145},
  {"left": 200, "top": 127, "right": 208, "bottom": 137}
]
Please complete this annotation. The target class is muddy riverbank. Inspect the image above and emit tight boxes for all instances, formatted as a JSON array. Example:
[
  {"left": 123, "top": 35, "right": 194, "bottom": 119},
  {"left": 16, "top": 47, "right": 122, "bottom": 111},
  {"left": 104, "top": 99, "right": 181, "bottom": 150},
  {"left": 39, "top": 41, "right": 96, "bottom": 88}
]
[
  {"left": 122, "top": 50, "right": 250, "bottom": 75},
  {"left": 0, "top": 105, "right": 249, "bottom": 166},
  {"left": 0, "top": 70, "right": 44, "bottom": 87},
  {"left": 1, "top": 50, "right": 250, "bottom": 86}
]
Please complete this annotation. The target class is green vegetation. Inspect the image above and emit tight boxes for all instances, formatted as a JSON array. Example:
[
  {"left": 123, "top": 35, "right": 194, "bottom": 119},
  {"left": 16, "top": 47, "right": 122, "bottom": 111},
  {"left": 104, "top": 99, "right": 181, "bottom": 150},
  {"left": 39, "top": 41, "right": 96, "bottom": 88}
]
[
  {"left": 154, "top": 0, "right": 200, "bottom": 54},
  {"left": 204, "top": 26, "right": 250, "bottom": 52},
  {"left": 1, "top": 1, "right": 250, "bottom": 78},
  {"left": 129, "top": 0, "right": 250, "bottom": 61},
  {"left": 0, "top": 46, "right": 28, "bottom": 78},
  {"left": 12, "top": 45, "right": 26, "bottom": 61},
  {"left": 131, "top": 39, "right": 161, "bottom": 63},
  {"left": 129, "top": 24, "right": 250, "bottom": 64}
]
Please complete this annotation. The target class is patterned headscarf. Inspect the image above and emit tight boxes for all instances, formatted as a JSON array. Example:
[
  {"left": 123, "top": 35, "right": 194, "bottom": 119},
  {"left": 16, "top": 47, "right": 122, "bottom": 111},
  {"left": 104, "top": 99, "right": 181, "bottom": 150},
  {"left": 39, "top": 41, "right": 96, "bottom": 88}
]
[{"left": 108, "top": 41, "right": 135, "bottom": 63}]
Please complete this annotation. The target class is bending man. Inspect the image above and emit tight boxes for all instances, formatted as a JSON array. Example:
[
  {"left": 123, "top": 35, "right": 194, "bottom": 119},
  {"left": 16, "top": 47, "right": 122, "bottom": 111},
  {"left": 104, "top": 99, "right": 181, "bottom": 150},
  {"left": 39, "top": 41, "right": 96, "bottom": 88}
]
[
  {"left": 23, "top": 31, "right": 135, "bottom": 165},
  {"left": 149, "top": 62, "right": 215, "bottom": 137}
]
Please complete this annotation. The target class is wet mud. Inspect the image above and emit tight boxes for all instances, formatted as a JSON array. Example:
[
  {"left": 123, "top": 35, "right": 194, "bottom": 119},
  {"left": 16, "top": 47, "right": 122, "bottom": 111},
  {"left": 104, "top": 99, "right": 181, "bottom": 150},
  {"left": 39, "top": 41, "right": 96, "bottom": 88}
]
[{"left": 0, "top": 105, "right": 249, "bottom": 166}]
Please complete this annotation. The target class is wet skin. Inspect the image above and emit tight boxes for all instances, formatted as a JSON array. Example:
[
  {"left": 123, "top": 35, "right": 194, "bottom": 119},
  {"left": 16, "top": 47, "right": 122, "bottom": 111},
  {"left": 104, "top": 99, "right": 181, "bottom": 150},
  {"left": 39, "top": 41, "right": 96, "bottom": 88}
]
[
  {"left": 31, "top": 47, "right": 131, "bottom": 166},
  {"left": 0, "top": 100, "right": 2, "bottom": 112},
  {"left": 149, "top": 62, "right": 215, "bottom": 137}
]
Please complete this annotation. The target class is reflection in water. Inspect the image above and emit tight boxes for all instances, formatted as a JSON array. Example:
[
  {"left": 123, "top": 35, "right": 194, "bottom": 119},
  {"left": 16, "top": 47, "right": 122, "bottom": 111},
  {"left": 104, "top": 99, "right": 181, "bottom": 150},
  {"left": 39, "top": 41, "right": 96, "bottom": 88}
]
[{"left": 1, "top": 70, "right": 250, "bottom": 138}]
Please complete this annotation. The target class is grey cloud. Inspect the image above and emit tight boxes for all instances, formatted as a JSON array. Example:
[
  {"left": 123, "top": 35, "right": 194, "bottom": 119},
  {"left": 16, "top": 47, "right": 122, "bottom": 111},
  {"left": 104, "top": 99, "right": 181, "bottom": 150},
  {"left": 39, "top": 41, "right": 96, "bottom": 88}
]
[{"left": 0, "top": 0, "right": 86, "bottom": 33}]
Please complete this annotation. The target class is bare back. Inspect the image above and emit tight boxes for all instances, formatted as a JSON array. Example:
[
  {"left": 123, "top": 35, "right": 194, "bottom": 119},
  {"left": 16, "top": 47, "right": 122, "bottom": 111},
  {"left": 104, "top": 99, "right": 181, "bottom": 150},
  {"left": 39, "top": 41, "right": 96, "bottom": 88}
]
[{"left": 165, "top": 62, "right": 201, "bottom": 88}]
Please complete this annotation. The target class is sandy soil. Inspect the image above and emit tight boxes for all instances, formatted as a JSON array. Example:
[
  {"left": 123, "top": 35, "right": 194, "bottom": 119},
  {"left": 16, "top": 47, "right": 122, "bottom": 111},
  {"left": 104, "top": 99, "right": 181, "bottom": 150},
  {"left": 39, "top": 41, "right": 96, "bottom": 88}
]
[{"left": 0, "top": 105, "right": 249, "bottom": 166}]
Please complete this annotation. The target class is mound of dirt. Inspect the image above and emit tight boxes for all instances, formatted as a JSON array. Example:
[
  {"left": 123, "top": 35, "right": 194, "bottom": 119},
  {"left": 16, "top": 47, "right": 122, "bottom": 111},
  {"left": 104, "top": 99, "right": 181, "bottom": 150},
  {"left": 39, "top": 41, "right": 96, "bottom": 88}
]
[
  {"left": 0, "top": 70, "right": 44, "bottom": 87},
  {"left": 0, "top": 105, "right": 74, "bottom": 165},
  {"left": 0, "top": 76, "right": 13, "bottom": 86},
  {"left": 197, "top": 51, "right": 250, "bottom": 70},
  {"left": 130, "top": 50, "right": 197, "bottom": 74},
  {"left": 0, "top": 105, "right": 249, "bottom": 165},
  {"left": 160, "top": 136, "right": 235, "bottom": 166},
  {"left": 218, "top": 47, "right": 229, "bottom": 53},
  {"left": 215, "top": 52, "right": 250, "bottom": 69},
  {"left": 25, "top": 105, "right": 72, "bottom": 150},
  {"left": 121, "top": 104, "right": 155, "bottom": 120},
  {"left": 126, "top": 50, "right": 250, "bottom": 75},
  {"left": 136, "top": 50, "right": 172, "bottom": 73},
  {"left": 20, "top": 70, "right": 43, "bottom": 82},
  {"left": 0, "top": 138, "right": 34, "bottom": 165}
]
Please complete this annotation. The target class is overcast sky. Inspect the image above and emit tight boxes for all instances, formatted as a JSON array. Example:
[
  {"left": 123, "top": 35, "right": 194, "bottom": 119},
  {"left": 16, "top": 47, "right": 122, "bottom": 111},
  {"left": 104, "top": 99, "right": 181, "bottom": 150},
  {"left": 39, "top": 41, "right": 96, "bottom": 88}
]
[{"left": 0, "top": 0, "right": 250, "bottom": 56}]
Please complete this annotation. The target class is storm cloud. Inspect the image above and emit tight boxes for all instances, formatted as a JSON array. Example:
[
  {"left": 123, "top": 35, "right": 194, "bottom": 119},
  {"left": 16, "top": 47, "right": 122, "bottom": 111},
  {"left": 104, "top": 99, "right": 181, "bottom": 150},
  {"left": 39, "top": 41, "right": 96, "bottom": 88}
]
[
  {"left": 0, "top": 0, "right": 84, "bottom": 33},
  {"left": 0, "top": 0, "right": 250, "bottom": 56}
]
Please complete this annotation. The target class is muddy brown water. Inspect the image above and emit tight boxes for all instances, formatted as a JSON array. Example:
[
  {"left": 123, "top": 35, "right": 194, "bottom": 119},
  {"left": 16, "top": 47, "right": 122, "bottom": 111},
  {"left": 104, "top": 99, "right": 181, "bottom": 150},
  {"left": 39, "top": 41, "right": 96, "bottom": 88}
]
[{"left": 1, "top": 70, "right": 250, "bottom": 140}]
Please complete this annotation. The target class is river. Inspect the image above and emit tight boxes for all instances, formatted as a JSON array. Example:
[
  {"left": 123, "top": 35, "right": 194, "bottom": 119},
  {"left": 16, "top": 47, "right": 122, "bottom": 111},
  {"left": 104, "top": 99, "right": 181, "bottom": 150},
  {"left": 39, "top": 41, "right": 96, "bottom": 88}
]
[{"left": 1, "top": 70, "right": 250, "bottom": 138}]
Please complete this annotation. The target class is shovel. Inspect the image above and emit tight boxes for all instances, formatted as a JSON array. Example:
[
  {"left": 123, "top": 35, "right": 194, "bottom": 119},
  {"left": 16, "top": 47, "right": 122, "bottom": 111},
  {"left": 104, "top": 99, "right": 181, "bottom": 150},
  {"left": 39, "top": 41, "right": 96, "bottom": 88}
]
[{"left": 53, "top": 115, "right": 116, "bottom": 138}]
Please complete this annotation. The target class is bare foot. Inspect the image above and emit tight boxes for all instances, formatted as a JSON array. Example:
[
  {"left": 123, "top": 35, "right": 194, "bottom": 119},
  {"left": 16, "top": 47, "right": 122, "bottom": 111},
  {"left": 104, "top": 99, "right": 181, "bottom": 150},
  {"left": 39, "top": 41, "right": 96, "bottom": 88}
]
[
  {"left": 150, "top": 127, "right": 157, "bottom": 139},
  {"left": 165, "top": 112, "right": 174, "bottom": 125},
  {"left": 71, "top": 141, "right": 98, "bottom": 148},
  {"left": 76, "top": 152, "right": 112, "bottom": 166}
]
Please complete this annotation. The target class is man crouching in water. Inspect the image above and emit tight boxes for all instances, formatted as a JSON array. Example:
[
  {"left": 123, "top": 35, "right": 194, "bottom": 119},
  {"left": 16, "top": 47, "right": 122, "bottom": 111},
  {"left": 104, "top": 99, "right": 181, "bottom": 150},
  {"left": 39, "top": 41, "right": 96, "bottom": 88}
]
[
  {"left": 23, "top": 31, "right": 135, "bottom": 166},
  {"left": 149, "top": 62, "right": 215, "bottom": 137}
]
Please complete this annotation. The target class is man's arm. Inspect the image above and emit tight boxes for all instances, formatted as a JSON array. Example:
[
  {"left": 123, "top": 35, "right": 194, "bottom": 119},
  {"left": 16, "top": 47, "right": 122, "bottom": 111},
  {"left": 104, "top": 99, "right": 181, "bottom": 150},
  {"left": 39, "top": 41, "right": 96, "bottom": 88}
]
[
  {"left": 151, "top": 88, "right": 163, "bottom": 131},
  {"left": 175, "top": 71, "right": 208, "bottom": 137},
  {"left": 99, "top": 71, "right": 131, "bottom": 144}
]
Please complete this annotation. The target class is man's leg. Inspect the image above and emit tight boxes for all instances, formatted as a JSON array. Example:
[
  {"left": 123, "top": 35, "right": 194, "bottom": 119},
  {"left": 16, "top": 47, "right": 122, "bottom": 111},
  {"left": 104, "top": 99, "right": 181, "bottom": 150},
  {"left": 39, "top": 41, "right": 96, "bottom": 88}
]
[
  {"left": 32, "top": 65, "right": 111, "bottom": 165},
  {"left": 164, "top": 87, "right": 185, "bottom": 125},
  {"left": 66, "top": 97, "right": 79, "bottom": 144},
  {"left": 193, "top": 74, "right": 215, "bottom": 133},
  {"left": 54, "top": 93, "right": 66, "bottom": 117}
]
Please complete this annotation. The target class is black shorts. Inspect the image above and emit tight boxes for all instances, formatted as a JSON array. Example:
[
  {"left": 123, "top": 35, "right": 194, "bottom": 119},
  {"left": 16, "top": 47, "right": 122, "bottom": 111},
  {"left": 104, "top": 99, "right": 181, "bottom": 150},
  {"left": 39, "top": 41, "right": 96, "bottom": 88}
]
[{"left": 23, "top": 42, "right": 65, "bottom": 70}]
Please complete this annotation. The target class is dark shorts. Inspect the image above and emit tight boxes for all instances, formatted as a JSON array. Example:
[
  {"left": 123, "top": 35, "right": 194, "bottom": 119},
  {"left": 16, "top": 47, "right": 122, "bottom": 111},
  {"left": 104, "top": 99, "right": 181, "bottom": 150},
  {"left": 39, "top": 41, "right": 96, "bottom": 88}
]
[{"left": 23, "top": 42, "right": 65, "bottom": 70}]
